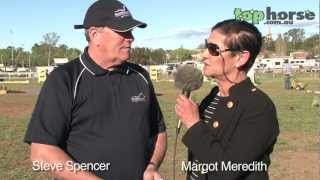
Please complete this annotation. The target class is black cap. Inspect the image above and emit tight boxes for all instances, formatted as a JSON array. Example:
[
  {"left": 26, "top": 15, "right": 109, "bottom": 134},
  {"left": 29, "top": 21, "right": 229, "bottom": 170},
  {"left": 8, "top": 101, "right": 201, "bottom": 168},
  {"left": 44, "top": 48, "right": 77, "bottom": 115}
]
[{"left": 74, "top": 0, "right": 147, "bottom": 32}]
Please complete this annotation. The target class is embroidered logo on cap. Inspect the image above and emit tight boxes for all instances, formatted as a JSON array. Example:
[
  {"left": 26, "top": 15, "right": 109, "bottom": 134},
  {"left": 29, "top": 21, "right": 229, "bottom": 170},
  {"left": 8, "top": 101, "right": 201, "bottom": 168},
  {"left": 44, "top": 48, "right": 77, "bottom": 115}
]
[
  {"left": 131, "top": 93, "right": 146, "bottom": 103},
  {"left": 114, "top": 5, "right": 131, "bottom": 18}
]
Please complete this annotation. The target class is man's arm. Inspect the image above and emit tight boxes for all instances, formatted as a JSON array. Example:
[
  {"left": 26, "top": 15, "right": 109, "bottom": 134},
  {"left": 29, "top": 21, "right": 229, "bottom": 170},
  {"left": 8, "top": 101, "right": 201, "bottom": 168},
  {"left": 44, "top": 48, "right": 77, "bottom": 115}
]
[
  {"left": 148, "top": 132, "right": 167, "bottom": 168},
  {"left": 30, "top": 143, "right": 101, "bottom": 180},
  {"left": 143, "top": 132, "right": 167, "bottom": 180}
]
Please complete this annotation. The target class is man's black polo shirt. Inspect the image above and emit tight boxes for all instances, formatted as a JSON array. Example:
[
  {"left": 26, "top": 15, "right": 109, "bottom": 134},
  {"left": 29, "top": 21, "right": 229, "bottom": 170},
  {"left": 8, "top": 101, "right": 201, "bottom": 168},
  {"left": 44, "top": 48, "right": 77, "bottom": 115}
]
[{"left": 24, "top": 49, "right": 166, "bottom": 179}]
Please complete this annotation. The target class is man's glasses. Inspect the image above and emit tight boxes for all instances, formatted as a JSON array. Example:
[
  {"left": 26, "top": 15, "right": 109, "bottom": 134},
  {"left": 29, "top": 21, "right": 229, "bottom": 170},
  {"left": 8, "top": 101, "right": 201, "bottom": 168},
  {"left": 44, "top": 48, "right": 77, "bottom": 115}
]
[{"left": 205, "top": 39, "right": 239, "bottom": 56}]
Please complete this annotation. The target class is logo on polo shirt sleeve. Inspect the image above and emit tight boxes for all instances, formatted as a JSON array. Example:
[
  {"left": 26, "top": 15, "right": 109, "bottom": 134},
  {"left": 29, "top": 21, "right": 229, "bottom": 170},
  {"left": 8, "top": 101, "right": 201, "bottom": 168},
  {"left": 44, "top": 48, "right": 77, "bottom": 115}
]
[{"left": 131, "top": 92, "right": 146, "bottom": 103}]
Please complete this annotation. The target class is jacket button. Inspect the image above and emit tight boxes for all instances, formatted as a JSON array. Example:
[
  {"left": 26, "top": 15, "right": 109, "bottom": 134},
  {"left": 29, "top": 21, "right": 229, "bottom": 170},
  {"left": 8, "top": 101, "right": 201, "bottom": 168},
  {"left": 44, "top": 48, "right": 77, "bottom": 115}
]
[
  {"left": 227, "top": 101, "right": 234, "bottom": 108},
  {"left": 212, "top": 121, "right": 219, "bottom": 128}
]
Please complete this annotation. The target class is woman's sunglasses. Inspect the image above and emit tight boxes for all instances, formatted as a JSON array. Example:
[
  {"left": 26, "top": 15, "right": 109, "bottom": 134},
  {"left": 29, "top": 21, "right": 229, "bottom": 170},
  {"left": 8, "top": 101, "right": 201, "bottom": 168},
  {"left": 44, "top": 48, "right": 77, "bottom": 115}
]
[{"left": 205, "top": 39, "right": 239, "bottom": 56}]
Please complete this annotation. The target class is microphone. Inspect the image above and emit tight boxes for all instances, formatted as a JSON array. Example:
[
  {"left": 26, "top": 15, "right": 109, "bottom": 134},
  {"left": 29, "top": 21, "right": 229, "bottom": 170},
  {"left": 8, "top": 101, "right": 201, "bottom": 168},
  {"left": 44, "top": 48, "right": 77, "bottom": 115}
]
[
  {"left": 173, "top": 64, "right": 203, "bottom": 180},
  {"left": 174, "top": 64, "right": 204, "bottom": 132}
]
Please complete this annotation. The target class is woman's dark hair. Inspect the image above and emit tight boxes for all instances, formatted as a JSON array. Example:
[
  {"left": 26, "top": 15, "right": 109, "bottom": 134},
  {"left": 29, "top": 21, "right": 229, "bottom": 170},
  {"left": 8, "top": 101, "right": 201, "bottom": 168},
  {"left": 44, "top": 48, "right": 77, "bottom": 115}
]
[{"left": 211, "top": 19, "right": 262, "bottom": 72}]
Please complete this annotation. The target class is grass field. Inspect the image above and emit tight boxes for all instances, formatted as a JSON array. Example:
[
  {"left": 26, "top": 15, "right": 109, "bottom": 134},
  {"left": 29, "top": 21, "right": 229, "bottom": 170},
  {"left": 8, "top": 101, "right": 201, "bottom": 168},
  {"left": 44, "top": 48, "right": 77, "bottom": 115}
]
[{"left": 0, "top": 72, "right": 319, "bottom": 180}]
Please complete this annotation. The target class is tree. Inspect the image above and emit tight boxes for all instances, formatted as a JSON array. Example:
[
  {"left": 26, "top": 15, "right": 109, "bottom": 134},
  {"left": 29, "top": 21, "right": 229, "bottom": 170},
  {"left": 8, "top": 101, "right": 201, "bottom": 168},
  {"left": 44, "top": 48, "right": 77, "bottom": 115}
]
[
  {"left": 262, "top": 36, "right": 275, "bottom": 51},
  {"left": 150, "top": 48, "right": 166, "bottom": 64},
  {"left": 0, "top": 48, "right": 11, "bottom": 66},
  {"left": 0, "top": 46, "right": 30, "bottom": 67},
  {"left": 30, "top": 44, "right": 81, "bottom": 66},
  {"left": 66, "top": 48, "right": 81, "bottom": 60},
  {"left": 130, "top": 47, "right": 151, "bottom": 65},
  {"left": 275, "top": 34, "right": 288, "bottom": 56},
  {"left": 52, "top": 44, "right": 69, "bottom": 58},
  {"left": 31, "top": 43, "right": 49, "bottom": 66},
  {"left": 42, "top": 32, "right": 60, "bottom": 46},
  {"left": 169, "top": 47, "right": 192, "bottom": 62},
  {"left": 283, "top": 28, "right": 305, "bottom": 50},
  {"left": 13, "top": 47, "right": 25, "bottom": 67},
  {"left": 303, "top": 34, "right": 320, "bottom": 56},
  {"left": 57, "top": 44, "right": 69, "bottom": 57},
  {"left": 41, "top": 32, "right": 60, "bottom": 65}
]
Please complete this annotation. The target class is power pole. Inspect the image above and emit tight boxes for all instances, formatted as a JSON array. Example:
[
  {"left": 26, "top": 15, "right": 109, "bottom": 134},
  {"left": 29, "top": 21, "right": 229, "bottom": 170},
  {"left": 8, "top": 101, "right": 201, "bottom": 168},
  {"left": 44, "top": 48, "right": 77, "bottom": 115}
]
[
  {"left": 28, "top": 54, "right": 31, "bottom": 69},
  {"left": 10, "top": 29, "right": 14, "bottom": 67},
  {"left": 48, "top": 46, "right": 51, "bottom": 66},
  {"left": 11, "top": 47, "right": 14, "bottom": 67}
]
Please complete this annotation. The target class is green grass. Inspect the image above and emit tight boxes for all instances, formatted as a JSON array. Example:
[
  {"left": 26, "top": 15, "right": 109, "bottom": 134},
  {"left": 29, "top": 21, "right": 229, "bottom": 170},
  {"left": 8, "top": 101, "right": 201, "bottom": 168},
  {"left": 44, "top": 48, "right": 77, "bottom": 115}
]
[
  {"left": 255, "top": 73, "right": 320, "bottom": 133},
  {"left": 0, "top": 72, "right": 319, "bottom": 179},
  {"left": 0, "top": 116, "right": 47, "bottom": 179}
]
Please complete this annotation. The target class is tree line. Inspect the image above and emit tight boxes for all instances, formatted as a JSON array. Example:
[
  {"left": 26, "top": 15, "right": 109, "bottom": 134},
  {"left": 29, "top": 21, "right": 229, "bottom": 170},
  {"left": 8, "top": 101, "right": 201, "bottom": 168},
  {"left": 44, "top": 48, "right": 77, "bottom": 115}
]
[
  {"left": 129, "top": 46, "right": 198, "bottom": 65},
  {"left": 0, "top": 28, "right": 319, "bottom": 67},
  {"left": 262, "top": 28, "right": 319, "bottom": 57},
  {"left": 0, "top": 32, "right": 196, "bottom": 67},
  {"left": 0, "top": 32, "right": 81, "bottom": 67}
]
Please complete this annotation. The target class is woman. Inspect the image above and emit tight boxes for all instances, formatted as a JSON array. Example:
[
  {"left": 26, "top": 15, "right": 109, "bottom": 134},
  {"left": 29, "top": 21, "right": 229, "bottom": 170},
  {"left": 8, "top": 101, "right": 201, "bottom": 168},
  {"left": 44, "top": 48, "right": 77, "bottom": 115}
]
[{"left": 175, "top": 19, "right": 279, "bottom": 180}]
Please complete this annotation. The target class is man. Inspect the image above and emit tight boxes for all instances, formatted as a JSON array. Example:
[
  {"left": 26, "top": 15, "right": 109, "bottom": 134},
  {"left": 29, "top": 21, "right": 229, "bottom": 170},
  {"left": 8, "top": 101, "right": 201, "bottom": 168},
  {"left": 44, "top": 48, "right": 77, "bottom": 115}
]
[
  {"left": 24, "top": 0, "right": 167, "bottom": 179},
  {"left": 284, "top": 63, "right": 292, "bottom": 89}
]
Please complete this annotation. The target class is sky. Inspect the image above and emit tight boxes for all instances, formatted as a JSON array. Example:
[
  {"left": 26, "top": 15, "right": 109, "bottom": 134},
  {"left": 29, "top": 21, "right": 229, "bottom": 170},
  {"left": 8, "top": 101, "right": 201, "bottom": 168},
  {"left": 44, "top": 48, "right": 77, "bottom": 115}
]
[{"left": 0, "top": 0, "right": 319, "bottom": 52}]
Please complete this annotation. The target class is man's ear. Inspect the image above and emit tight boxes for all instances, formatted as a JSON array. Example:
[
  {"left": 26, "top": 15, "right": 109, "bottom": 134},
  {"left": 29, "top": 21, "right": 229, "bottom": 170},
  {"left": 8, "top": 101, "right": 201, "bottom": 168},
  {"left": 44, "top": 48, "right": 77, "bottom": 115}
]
[
  {"left": 236, "top": 51, "right": 250, "bottom": 68},
  {"left": 88, "top": 28, "right": 100, "bottom": 45}
]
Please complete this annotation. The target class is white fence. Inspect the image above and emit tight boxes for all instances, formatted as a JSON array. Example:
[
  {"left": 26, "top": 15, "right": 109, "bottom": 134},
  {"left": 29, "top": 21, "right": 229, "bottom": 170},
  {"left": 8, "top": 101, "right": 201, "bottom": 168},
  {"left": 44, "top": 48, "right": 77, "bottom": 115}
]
[{"left": 0, "top": 72, "right": 36, "bottom": 80}]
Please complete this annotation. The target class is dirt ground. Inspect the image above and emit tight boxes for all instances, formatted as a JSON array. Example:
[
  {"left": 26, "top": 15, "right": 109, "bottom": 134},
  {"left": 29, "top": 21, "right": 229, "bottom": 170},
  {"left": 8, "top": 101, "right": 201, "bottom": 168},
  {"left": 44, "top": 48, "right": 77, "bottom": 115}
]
[
  {"left": 270, "top": 151, "right": 319, "bottom": 180},
  {"left": 0, "top": 93, "right": 36, "bottom": 119},
  {"left": 0, "top": 84, "right": 319, "bottom": 179},
  {"left": 269, "top": 132, "right": 319, "bottom": 180}
]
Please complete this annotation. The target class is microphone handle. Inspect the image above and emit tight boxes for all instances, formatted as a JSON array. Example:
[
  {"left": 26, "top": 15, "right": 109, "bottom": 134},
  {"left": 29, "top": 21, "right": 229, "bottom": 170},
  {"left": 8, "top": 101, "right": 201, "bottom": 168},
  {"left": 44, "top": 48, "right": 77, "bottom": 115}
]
[
  {"left": 183, "top": 89, "right": 191, "bottom": 98},
  {"left": 174, "top": 89, "right": 191, "bottom": 180},
  {"left": 177, "top": 89, "right": 191, "bottom": 131}
]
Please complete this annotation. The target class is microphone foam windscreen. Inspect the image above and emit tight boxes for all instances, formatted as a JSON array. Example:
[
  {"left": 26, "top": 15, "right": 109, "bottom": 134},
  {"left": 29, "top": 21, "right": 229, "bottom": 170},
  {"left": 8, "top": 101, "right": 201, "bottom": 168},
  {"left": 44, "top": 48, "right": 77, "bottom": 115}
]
[{"left": 174, "top": 65, "right": 203, "bottom": 91}]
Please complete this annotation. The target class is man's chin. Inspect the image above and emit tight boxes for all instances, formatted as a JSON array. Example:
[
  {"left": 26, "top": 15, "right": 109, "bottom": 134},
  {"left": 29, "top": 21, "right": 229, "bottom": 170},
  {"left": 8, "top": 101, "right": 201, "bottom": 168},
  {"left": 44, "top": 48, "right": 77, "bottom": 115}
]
[
  {"left": 120, "top": 54, "right": 130, "bottom": 61},
  {"left": 118, "top": 58, "right": 128, "bottom": 63}
]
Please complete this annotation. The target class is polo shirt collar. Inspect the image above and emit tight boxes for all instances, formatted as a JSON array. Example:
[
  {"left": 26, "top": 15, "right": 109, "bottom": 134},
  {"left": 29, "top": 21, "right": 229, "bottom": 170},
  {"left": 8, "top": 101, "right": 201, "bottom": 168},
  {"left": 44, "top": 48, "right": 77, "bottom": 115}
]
[{"left": 79, "top": 47, "right": 129, "bottom": 76}]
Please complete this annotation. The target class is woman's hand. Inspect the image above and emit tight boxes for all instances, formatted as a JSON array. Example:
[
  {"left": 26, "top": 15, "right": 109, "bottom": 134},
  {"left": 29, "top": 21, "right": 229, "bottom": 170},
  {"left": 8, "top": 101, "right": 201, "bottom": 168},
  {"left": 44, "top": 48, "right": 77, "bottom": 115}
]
[{"left": 175, "top": 94, "right": 200, "bottom": 129}]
